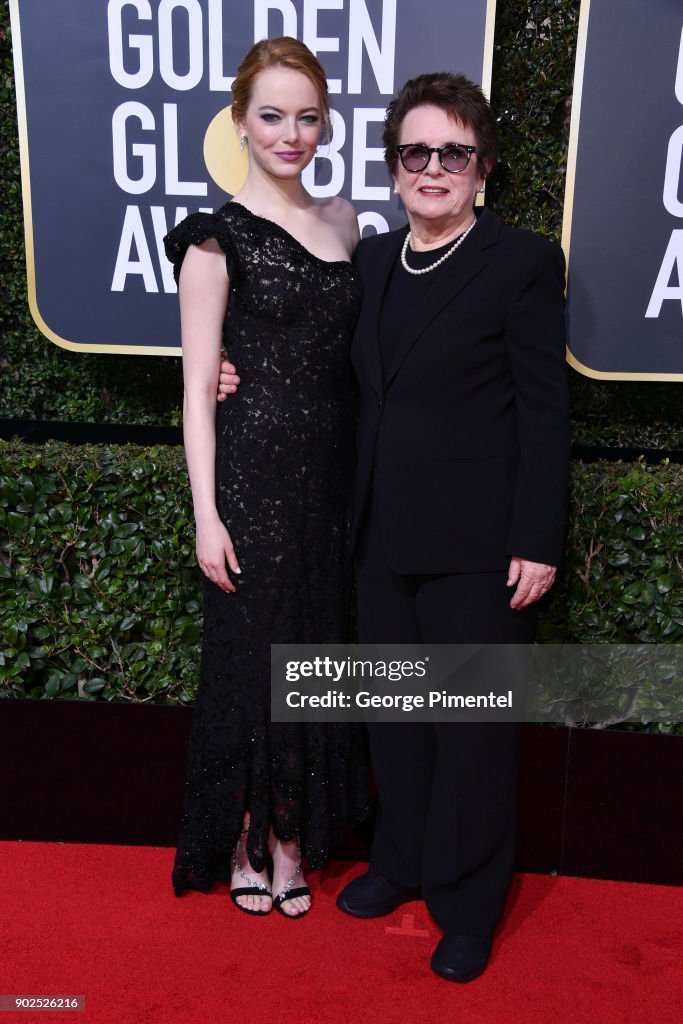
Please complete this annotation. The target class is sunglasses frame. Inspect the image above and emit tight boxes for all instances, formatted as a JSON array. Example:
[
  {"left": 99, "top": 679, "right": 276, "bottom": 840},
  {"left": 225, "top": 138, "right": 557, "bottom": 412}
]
[{"left": 396, "top": 143, "right": 477, "bottom": 173}]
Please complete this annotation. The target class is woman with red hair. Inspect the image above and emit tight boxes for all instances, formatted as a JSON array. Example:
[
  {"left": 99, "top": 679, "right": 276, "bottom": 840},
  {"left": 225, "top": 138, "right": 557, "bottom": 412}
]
[{"left": 165, "top": 37, "right": 367, "bottom": 920}]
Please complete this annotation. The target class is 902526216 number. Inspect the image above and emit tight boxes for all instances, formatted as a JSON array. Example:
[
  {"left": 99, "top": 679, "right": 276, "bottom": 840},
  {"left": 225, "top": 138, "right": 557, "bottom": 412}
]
[{"left": 0, "top": 996, "right": 85, "bottom": 1011}]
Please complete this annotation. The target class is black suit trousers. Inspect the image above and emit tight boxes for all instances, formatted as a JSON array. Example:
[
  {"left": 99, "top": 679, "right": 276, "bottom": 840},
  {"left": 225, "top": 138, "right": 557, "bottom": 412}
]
[{"left": 357, "top": 499, "right": 537, "bottom": 936}]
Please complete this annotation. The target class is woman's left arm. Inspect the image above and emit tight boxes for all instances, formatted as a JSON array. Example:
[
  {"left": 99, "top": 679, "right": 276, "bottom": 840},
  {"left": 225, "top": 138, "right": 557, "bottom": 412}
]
[{"left": 503, "top": 239, "right": 570, "bottom": 608}]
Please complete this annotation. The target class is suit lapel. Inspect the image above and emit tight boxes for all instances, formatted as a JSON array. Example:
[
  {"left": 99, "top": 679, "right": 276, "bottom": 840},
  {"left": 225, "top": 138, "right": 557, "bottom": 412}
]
[
  {"left": 383, "top": 209, "right": 501, "bottom": 390},
  {"left": 356, "top": 227, "right": 406, "bottom": 399}
]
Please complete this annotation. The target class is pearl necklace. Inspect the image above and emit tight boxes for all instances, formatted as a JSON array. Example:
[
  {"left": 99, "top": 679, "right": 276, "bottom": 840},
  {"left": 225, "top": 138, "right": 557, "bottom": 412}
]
[{"left": 400, "top": 216, "right": 477, "bottom": 276}]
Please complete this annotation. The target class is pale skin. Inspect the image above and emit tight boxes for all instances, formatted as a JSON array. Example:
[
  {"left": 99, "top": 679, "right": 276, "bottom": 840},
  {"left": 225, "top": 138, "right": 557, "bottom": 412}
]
[
  {"left": 180, "top": 65, "right": 358, "bottom": 914},
  {"left": 220, "top": 102, "right": 556, "bottom": 609}
]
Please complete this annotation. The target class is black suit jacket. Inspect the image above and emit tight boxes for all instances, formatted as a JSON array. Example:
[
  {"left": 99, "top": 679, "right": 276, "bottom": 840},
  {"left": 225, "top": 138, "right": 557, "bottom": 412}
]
[{"left": 350, "top": 207, "right": 570, "bottom": 575}]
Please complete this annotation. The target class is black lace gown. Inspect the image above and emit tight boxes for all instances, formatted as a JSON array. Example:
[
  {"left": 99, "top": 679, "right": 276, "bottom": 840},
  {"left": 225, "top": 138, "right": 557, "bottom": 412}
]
[{"left": 165, "top": 202, "right": 368, "bottom": 896}]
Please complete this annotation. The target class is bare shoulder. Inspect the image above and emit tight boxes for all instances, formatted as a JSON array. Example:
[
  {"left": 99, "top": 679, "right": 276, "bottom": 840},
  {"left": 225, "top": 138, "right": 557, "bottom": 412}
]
[
  {"left": 193, "top": 236, "right": 226, "bottom": 256},
  {"left": 179, "top": 236, "right": 230, "bottom": 289},
  {"left": 315, "top": 196, "right": 359, "bottom": 252},
  {"left": 315, "top": 194, "right": 355, "bottom": 222}
]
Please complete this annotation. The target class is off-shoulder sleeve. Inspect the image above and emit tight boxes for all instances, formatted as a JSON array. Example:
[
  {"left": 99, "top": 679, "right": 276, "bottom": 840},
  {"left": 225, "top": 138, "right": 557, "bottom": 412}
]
[{"left": 164, "top": 210, "right": 238, "bottom": 285}]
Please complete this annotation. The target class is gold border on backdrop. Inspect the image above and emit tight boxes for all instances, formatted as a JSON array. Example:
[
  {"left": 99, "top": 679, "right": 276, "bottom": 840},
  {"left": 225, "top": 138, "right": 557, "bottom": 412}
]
[
  {"left": 481, "top": 0, "right": 497, "bottom": 99},
  {"left": 561, "top": 0, "right": 683, "bottom": 381},
  {"left": 475, "top": 0, "right": 497, "bottom": 208},
  {"left": 9, "top": 0, "right": 192, "bottom": 356}
]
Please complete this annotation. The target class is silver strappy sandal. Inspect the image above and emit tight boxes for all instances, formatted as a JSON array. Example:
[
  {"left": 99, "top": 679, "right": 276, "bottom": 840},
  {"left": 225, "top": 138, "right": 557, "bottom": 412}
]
[
  {"left": 272, "top": 857, "right": 311, "bottom": 919},
  {"left": 230, "top": 831, "right": 272, "bottom": 917}
]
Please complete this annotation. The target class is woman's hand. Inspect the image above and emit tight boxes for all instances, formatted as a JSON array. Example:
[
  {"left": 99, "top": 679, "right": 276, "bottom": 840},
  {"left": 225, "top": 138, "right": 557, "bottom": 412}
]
[
  {"left": 507, "top": 557, "right": 556, "bottom": 609},
  {"left": 217, "top": 348, "right": 240, "bottom": 401},
  {"left": 196, "top": 516, "right": 241, "bottom": 593}
]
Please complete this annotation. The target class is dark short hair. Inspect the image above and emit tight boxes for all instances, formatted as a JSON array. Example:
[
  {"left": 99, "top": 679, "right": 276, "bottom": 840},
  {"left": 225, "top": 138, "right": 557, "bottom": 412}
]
[{"left": 383, "top": 72, "right": 499, "bottom": 176}]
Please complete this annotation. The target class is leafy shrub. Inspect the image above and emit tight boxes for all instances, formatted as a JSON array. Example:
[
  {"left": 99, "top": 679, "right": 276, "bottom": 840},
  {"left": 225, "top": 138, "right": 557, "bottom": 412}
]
[
  {"left": 0, "top": 441, "right": 199, "bottom": 702},
  {"left": 562, "top": 461, "right": 683, "bottom": 643},
  {"left": 489, "top": 0, "right": 579, "bottom": 239},
  {"left": 529, "top": 644, "right": 683, "bottom": 730},
  {"left": 2, "top": 443, "right": 681, "bottom": 718},
  {"left": 536, "top": 459, "right": 683, "bottom": 732}
]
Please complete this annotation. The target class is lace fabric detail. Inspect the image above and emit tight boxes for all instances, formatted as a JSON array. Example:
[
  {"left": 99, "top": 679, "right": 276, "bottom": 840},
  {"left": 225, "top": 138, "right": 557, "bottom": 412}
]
[{"left": 165, "top": 203, "right": 369, "bottom": 895}]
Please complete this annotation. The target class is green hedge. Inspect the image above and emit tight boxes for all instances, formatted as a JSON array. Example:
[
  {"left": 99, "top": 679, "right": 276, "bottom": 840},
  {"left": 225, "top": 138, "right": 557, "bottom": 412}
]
[
  {"left": 0, "top": 442, "right": 199, "bottom": 703},
  {"left": 1, "top": 442, "right": 681, "bottom": 721},
  {"left": 559, "top": 462, "right": 683, "bottom": 643}
]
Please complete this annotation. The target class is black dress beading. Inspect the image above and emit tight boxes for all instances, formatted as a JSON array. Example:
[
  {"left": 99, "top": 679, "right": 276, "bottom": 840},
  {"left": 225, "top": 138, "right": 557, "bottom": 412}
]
[{"left": 165, "top": 202, "right": 368, "bottom": 896}]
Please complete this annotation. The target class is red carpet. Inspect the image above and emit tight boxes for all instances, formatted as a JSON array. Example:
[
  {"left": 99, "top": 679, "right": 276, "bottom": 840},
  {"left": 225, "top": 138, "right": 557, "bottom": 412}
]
[{"left": 3, "top": 843, "right": 681, "bottom": 1023}]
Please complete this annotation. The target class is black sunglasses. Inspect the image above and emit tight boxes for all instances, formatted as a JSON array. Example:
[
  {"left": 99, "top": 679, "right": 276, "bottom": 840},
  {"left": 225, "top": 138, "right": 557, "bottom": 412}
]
[{"left": 396, "top": 143, "right": 477, "bottom": 173}]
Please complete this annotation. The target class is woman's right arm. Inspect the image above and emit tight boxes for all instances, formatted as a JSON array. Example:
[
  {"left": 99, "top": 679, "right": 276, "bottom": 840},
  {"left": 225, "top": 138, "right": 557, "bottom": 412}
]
[{"left": 179, "top": 238, "right": 241, "bottom": 593}]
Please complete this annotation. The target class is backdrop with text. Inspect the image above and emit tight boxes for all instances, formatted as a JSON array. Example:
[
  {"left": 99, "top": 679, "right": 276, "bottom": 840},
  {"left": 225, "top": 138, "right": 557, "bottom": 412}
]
[
  {"left": 563, "top": 0, "right": 683, "bottom": 380},
  {"left": 10, "top": 0, "right": 495, "bottom": 354}
]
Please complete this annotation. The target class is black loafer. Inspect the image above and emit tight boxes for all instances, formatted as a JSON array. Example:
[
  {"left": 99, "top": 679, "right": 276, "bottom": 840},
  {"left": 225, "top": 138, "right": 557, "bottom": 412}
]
[
  {"left": 430, "top": 933, "right": 492, "bottom": 983},
  {"left": 336, "top": 872, "right": 419, "bottom": 918}
]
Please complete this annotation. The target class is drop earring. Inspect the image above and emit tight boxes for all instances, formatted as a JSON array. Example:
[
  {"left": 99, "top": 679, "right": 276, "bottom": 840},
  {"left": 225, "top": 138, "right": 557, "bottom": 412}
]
[{"left": 240, "top": 134, "right": 247, "bottom": 151}]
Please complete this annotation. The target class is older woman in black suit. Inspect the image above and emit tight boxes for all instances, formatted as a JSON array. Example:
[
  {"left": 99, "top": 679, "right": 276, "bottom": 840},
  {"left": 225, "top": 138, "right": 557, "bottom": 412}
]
[
  {"left": 220, "top": 71, "right": 569, "bottom": 983},
  {"left": 334, "top": 72, "right": 569, "bottom": 983}
]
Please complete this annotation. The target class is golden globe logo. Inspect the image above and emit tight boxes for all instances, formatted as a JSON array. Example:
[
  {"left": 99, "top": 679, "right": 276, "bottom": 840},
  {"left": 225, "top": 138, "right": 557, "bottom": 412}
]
[{"left": 204, "top": 105, "right": 249, "bottom": 196}]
